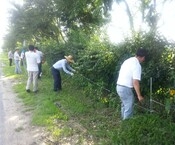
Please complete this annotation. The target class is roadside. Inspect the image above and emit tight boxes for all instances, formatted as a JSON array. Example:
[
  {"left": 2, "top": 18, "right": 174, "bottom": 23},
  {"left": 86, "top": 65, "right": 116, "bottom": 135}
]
[
  {"left": 0, "top": 62, "right": 47, "bottom": 145},
  {"left": 0, "top": 58, "right": 96, "bottom": 145},
  {"left": 0, "top": 51, "right": 120, "bottom": 145}
]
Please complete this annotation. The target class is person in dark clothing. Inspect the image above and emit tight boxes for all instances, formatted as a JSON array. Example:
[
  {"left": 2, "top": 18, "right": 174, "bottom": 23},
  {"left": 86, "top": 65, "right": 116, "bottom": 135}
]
[
  {"left": 51, "top": 55, "right": 75, "bottom": 92},
  {"left": 34, "top": 47, "right": 44, "bottom": 79},
  {"left": 8, "top": 50, "right": 13, "bottom": 66}
]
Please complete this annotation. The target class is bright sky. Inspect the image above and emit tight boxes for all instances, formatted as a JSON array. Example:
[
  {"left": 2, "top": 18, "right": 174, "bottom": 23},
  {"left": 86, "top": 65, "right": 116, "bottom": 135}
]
[
  {"left": 0, "top": 0, "right": 10, "bottom": 47},
  {"left": 107, "top": 1, "right": 175, "bottom": 43},
  {"left": 158, "top": 1, "right": 175, "bottom": 42},
  {"left": 0, "top": 0, "right": 23, "bottom": 49}
]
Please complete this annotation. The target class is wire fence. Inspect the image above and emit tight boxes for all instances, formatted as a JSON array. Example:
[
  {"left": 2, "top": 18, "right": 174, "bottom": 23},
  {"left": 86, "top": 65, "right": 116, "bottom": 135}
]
[{"left": 73, "top": 73, "right": 171, "bottom": 115}]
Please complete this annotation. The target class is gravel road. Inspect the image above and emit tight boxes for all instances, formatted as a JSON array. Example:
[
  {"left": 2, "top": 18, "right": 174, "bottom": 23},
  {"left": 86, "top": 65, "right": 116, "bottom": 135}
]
[{"left": 0, "top": 62, "right": 47, "bottom": 145}]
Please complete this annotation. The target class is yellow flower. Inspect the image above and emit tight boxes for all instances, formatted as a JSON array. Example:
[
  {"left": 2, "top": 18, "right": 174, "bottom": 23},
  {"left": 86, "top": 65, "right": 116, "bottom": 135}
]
[{"left": 170, "top": 89, "right": 175, "bottom": 96}]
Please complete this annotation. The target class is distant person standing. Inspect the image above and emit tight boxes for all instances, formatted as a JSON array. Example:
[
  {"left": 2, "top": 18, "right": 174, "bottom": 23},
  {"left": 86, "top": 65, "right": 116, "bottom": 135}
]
[
  {"left": 14, "top": 48, "right": 21, "bottom": 74},
  {"left": 34, "top": 47, "right": 44, "bottom": 79},
  {"left": 51, "top": 55, "right": 75, "bottom": 92},
  {"left": 20, "top": 49, "right": 25, "bottom": 66},
  {"left": 25, "top": 45, "right": 40, "bottom": 93},
  {"left": 8, "top": 50, "right": 13, "bottom": 66},
  {"left": 116, "top": 48, "right": 147, "bottom": 120}
]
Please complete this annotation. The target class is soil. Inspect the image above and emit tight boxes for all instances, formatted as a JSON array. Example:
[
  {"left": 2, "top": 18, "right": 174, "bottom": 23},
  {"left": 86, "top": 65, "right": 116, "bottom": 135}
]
[{"left": 0, "top": 63, "right": 47, "bottom": 145}]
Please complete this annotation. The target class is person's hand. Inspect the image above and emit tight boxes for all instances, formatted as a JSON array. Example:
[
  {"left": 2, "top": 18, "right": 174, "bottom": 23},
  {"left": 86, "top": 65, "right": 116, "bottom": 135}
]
[
  {"left": 70, "top": 73, "right": 74, "bottom": 76},
  {"left": 138, "top": 95, "right": 144, "bottom": 102}
]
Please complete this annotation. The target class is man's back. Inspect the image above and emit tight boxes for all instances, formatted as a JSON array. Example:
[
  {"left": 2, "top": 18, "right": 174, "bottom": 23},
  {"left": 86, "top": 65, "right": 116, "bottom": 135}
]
[
  {"left": 8, "top": 51, "right": 13, "bottom": 59},
  {"left": 25, "top": 51, "right": 40, "bottom": 71},
  {"left": 117, "top": 57, "right": 141, "bottom": 88}
]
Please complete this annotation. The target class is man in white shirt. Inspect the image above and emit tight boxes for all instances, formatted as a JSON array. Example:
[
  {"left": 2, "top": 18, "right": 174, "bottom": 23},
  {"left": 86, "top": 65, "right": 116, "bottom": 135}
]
[
  {"left": 14, "top": 48, "right": 21, "bottom": 74},
  {"left": 116, "top": 48, "right": 147, "bottom": 120},
  {"left": 25, "top": 45, "right": 40, "bottom": 93},
  {"left": 51, "top": 55, "right": 75, "bottom": 92}
]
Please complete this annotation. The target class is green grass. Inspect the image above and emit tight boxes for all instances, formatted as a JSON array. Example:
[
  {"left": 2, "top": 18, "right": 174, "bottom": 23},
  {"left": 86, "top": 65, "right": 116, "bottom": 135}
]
[
  {"left": 2, "top": 52, "right": 175, "bottom": 144},
  {"left": 1, "top": 52, "right": 121, "bottom": 144}
]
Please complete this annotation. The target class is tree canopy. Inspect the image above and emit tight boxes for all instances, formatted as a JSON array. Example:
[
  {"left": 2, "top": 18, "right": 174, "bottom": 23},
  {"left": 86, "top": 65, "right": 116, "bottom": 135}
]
[{"left": 2, "top": 0, "right": 174, "bottom": 49}]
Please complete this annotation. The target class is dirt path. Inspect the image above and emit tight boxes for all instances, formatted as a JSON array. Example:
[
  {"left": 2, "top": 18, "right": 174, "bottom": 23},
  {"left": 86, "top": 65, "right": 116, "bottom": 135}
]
[{"left": 0, "top": 63, "right": 47, "bottom": 145}]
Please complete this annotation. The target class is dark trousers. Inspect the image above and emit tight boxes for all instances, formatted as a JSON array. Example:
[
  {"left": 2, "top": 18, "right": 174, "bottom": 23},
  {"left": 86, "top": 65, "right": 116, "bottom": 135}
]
[
  {"left": 38, "top": 63, "right": 42, "bottom": 78},
  {"left": 21, "top": 59, "right": 24, "bottom": 66},
  {"left": 51, "top": 67, "right": 62, "bottom": 91},
  {"left": 9, "top": 59, "right": 12, "bottom": 66}
]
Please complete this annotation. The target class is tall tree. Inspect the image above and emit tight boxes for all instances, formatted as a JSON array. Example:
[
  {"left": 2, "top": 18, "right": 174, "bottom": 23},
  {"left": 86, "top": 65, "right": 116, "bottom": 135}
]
[{"left": 5, "top": 0, "right": 113, "bottom": 46}]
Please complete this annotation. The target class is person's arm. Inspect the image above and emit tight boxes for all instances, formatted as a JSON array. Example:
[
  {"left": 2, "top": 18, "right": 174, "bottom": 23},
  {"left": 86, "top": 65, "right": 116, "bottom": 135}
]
[
  {"left": 62, "top": 61, "right": 73, "bottom": 75},
  {"left": 133, "top": 79, "right": 144, "bottom": 101},
  {"left": 66, "top": 64, "right": 75, "bottom": 72}
]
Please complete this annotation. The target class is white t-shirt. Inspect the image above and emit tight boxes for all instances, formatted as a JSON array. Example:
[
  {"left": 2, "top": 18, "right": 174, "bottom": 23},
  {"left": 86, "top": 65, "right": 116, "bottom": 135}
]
[
  {"left": 25, "top": 51, "right": 40, "bottom": 71},
  {"left": 14, "top": 51, "right": 20, "bottom": 60},
  {"left": 8, "top": 51, "right": 13, "bottom": 59},
  {"left": 20, "top": 51, "right": 25, "bottom": 59},
  {"left": 117, "top": 57, "right": 141, "bottom": 88}
]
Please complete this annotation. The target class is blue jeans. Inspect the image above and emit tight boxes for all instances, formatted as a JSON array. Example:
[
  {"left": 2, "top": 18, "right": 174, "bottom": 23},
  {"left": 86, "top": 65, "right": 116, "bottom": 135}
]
[
  {"left": 116, "top": 85, "right": 134, "bottom": 120},
  {"left": 14, "top": 60, "right": 21, "bottom": 74}
]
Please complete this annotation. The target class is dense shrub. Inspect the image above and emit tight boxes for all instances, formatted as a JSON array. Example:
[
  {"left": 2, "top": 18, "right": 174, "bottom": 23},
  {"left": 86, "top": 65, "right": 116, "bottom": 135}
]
[
  {"left": 115, "top": 33, "right": 175, "bottom": 108},
  {"left": 38, "top": 31, "right": 175, "bottom": 119}
]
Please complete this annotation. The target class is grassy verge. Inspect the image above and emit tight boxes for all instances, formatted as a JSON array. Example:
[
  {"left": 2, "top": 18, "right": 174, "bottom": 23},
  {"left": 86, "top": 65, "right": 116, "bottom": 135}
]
[
  {"left": 1, "top": 52, "right": 121, "bottom": 144},
  {"left": 2, "top": 52, "right": 175, "bottom": 145}
]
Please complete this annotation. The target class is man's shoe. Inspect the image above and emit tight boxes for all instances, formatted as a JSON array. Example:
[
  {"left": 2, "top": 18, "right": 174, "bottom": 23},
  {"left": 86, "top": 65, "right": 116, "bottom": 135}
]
[
  {"left": 26, "top": 89, "right": 31, "bottom": 93},
  {"left": 33, "top": 90, "right": 38, "bottom": 93},
  {"left": 53, "top": 89, "right": 58, "bottom": 92},
  {"left": 55, "top": 102, "right": 61, "bottom": 108}
]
